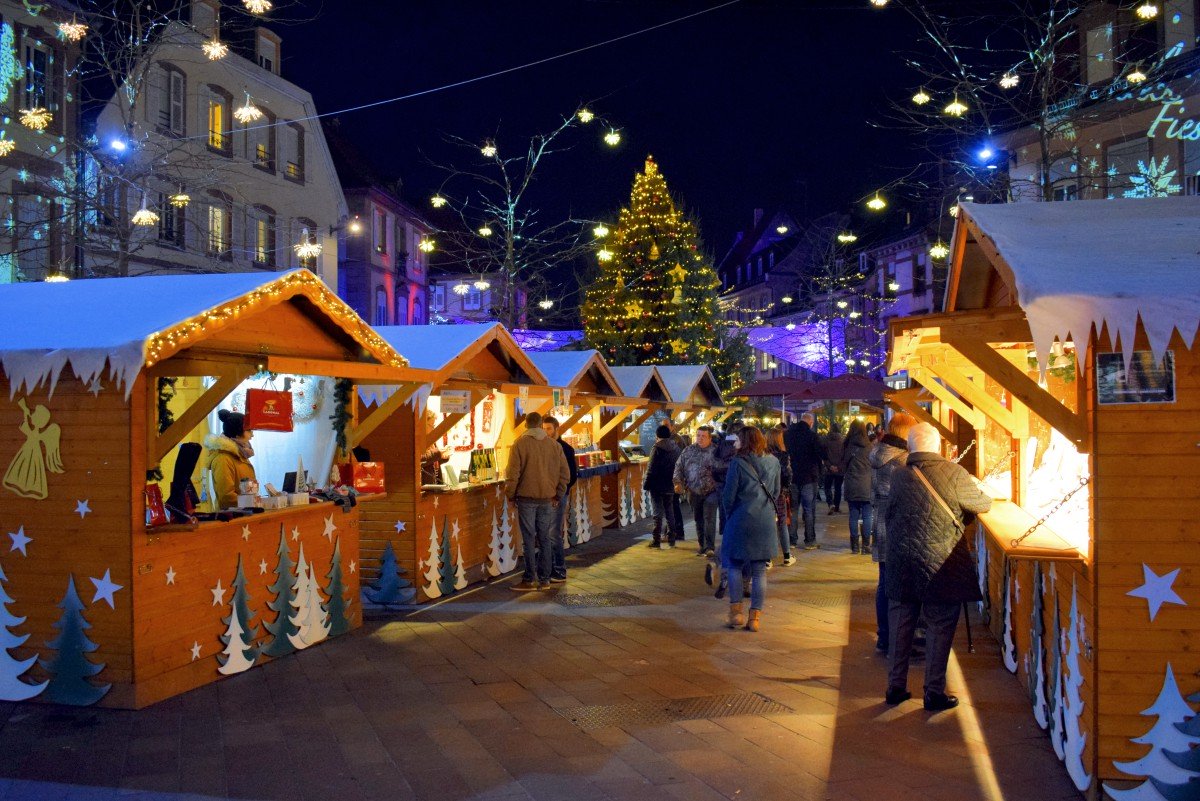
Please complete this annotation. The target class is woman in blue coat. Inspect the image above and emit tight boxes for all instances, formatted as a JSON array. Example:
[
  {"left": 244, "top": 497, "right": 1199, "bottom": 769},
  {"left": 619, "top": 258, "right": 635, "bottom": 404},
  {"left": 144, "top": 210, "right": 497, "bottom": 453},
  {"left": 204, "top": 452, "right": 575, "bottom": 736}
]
[{"left": 720, "top": 426, "right": 781, "bottom": 632}]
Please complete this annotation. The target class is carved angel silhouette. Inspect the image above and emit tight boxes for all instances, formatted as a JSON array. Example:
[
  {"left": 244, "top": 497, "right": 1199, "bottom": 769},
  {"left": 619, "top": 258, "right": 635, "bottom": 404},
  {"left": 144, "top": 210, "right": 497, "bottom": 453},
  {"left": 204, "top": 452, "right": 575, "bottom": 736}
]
[{"left": 3, "top": 398, "right": 64, "bottom": 500}]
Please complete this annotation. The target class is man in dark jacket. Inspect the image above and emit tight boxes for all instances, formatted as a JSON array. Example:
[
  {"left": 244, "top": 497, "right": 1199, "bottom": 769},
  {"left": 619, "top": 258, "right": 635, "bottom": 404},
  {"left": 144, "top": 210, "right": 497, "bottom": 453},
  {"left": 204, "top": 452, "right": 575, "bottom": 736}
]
[
  {"left": 784, "top": 412, "right": 823, "bottom": 550},
  {"left": 883, "top": 423, "right": 993, "bottom": 711},
  {"left": 543, "top": 416, "right": 577, "bottom": 582},
  {"left": 643, "top": 425, "right": 682, "bottom": 548},
  {"left": 507, "top": 412, "right": 571, "bottom": 591},
  {"left": 662, "top": 418, "right": 687, "bottom": 539}
]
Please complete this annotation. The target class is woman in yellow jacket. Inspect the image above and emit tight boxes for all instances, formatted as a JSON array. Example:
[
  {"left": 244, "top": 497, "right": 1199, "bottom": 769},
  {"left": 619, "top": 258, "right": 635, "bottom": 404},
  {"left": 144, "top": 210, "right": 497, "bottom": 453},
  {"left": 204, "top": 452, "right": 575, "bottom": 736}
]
[{"left": 204, "top": 409, "right": 257, "bottom": 510}]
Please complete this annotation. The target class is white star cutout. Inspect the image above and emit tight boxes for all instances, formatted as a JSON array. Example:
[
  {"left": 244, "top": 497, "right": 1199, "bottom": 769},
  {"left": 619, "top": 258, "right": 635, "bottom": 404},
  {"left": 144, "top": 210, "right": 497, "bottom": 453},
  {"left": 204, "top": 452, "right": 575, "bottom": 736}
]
[
  {"left": 1127, "top": 563, "right": 1186, "bottom": 622},
  {"left": 323, "top": 515, "right": 337, "bottom": 540},
  {"left": 394, "top": 520, "right": 406, "bottom": 533},
  {"left": 165, "top": 566, "right": 177, "bottom": 585},
  {"left": 89, "top": 569, "right": 123, "bottom": 609},
  {"left": 291, "top": 526, "right": 301, "bottom": 541},
  {"left": 259, "top": 559, "right": 269, "bottom": 575},
  {"left": 8, "top": 526, "right": 31, "bottom": 556},
  {"left": 75, "top": 499, "right": 91, "bottom": 519},
  {"left": 451, "top": 519, "right": 461, "bottom": 538},
  {"left": 433, "top": 496, "right": 439, "bottom": 508},
  {"left": 349, "top": 560, "right": 357, "bottom": 574},
  {"left": 88, "top": 377, "right": 103, "bottom": 396},
  {"left": 211, "top": 579, "right": 227, "bottom": 606},
  {"left": 190, "top": 641, "right": 202, "bottom": 661},
  {"left": 241, "top": 525, "right": 251, "bottom": 542}
]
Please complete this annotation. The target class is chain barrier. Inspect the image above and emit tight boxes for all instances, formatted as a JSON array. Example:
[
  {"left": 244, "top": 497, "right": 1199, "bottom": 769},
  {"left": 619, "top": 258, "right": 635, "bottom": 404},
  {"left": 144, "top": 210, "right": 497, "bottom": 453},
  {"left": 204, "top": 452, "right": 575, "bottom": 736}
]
[
  {"left": 952, "top": 439, "right": 976, "bottom": 464},
  {"left": 1010, "top": 475, "right": 1090, "bottom": 548},
  {"left": 982, "top": 451, "right": 1017, "bottom": 482}
]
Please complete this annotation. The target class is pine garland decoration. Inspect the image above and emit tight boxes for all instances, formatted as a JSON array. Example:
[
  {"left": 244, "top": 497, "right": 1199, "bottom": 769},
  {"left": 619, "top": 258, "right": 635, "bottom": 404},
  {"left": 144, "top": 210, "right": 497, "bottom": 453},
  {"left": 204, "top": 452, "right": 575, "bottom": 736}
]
[
  {"left": 147, "top": 377, "right": 178, "bottom": 481},
  {"left": 330, "top": 378, "right": 353, "bottom": 456}
]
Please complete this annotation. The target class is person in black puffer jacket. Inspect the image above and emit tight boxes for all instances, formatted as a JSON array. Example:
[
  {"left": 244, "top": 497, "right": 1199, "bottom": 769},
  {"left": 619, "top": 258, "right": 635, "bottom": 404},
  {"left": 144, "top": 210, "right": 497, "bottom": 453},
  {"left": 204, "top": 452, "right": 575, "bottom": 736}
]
[
  {"left": 644, "top": 425, "right": 682, "bottom": 548},
  {"left": 822, "top": 423, "right": 846, "bottom": 513},
  {"left": 784, "top": 412, "right": 822, "bottom": 550},
  {"left": 840, "top": 420, "right": 873, "bottom": 554},
  {"left": 883, "top": 423, "right": 992, "bottom": 712}
]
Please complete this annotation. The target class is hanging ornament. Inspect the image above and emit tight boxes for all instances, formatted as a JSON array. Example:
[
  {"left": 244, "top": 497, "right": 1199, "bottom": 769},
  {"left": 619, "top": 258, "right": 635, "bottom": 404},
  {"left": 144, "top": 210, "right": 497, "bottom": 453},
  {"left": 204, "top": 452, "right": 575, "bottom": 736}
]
[
  {"left": 668, "top": 264, "right": 687, "bottom": 283},
  {"left": 168, "top": 191, "right": 190, "bottom": 208},
  {"left": 912, "top": 88, "right": 931, "bottom": 105},
  {"left": 603, "top": 129, "right": 621, "bottom": 146},
  {"left": 0, "top": 138, "right": 15, "bottom": 157},
  {"left": 592, "top": 224, "right": 609, "bottom": 238},
  {"left": 244, "top": 0, "right": 272, "bottom": 13},
  {"left": 649, "top": 241, "right": 661, "bottom": 261},
  {"left": 999, "top": 73, "right": 1019, "bottom": 89},
  {"left": 837, "top": 232, "right": 858, "bottom": 243},
  {"left": 944, "top": 95, "right": 969, "bottom": 117},
  {"left": 577, "top": 108, "right": 595, "bottom": 123},
  {"left": 671, "top": 287, "right": 683, "bottom": 305},
  {"left": 132, "top": 196, "right": 159, "bottom": 227},
  {"left": 1126, "top": 64, "right": 1148, "bottom": 83},
  {"left": 234, "top": 93, "right": 263, "bottom": 124},
  {"left": 642, "top": 343, "right": 654, "bottom": 352},
  {"left": 19, "top": 108, "right": 52, "bottom": 131},
  {"left": 430, "top": 194, "right": 447, "bottom": 208},
  {"left": 57, "top": 19, "right": 87, "bottom": 42},
  {"left": 295, "top": 227, "right": 322, "bottom": 259},
  {"left": 418, "top": 238, "right": 436, "bottom": 253},
  {"left": 478, "top": 225, "right": 493, "bottom": 237},
  {"left": 866, "top": 193, "right": 887, "bottom": 211},
  {"left": 1136, "top": 1, "right": 1158, "bottom": 19},
  {"left": 202, "top": 39, "right": 229, "bottom": 60},
  {"left": 596, "top": 248, "right": 613, "bottom": 262},
  {"left": 481, "top": 140, "right": 497, "bottom": 158},
  {"left": 929, "top": 241, "right": 950, "bottom": 260},
  {"left": 473, "top": 278, "right": 491, "bottom": 291}
]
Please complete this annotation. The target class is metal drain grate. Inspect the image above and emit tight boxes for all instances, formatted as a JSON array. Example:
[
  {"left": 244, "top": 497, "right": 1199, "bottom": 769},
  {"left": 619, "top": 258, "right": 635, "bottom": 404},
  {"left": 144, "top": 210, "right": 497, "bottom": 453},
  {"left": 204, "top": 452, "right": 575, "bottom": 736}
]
[
  {"left": 796, "top": 594, "right": 852, "bottom": 609},
  {"left": 559, "top": 692, "right": 792, "bottom": 731},
  {"left": 553, "top": 592, "right": 648, "bottom": 608}
]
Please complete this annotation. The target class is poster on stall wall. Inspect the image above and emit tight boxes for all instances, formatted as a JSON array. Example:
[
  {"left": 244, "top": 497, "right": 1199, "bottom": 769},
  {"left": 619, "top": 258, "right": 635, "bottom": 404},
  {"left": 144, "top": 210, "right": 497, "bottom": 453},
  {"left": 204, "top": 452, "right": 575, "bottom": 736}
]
[
  {"left": 440, "top": 390, "right": 472, "bottom": 414},
  {"left": 1096, "top": 351, "right": 1175, "bottom": 405}
]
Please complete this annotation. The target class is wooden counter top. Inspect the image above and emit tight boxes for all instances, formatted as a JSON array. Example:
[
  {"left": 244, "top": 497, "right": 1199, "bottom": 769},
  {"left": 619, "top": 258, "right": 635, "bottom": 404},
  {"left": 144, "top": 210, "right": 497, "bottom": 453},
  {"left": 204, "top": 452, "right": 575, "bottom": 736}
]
[
  {"left": 421, "top": 478, "right": 506, "bottom": 495},
  {"left": 978, "top": 500, "right": 1087, "bottom": 562},
  {"left": 147, "top": 498, "right": 350, "bottom": 534}
]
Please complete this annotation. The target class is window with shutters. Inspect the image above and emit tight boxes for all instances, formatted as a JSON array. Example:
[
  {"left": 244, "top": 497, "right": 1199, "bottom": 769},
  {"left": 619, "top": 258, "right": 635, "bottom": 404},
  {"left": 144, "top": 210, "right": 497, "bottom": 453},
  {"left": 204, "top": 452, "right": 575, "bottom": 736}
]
[
  {"left": 153, "top": 64, "right": 186, "bottom": 136},
  {"left": 206, "top": 196, "right": 232, "bottom": 259},
  {"left": 250, "top": 206, "right": 275, "bottom": 265},
  {"left": 157, "top": 193, "right": 185, "bottom": 247},
  {"left": 373, "top": 208, "right": 388, "bottom": 254},
  {"left": 375, "top": 288, "right": 388, "bottom": 325},
  {"left": 296, "top": 218, "right": 318, "bottom": 270},
  {"left": 21, "top": 33, "right": 61, "bottom": 132},
  {"left": 249, "top": 108, "right": 275, "bottom": 172},
  {"left": 283, "top": 123, "right": 305, "bottom": 182},
  {"left": 1184, "top": 139, "right": 1199, "bottom": 196},
  {"left": 206, "top": 85, "right": 232, "bottom": 154}
]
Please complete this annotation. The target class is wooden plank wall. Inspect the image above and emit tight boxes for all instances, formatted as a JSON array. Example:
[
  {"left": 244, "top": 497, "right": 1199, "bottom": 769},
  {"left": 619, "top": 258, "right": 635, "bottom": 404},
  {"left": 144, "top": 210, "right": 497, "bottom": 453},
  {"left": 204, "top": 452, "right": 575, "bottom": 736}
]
[
  {"left": 0, "top": 369, "right": 135, "bottom": 707},
  {"left": 1092, "top": 326, "right": 1200, "bottom": 779},
  {"left": 413, "top": 484, "right": 519, "bottom": 602},
  {"left": 358, "top": 401, "right": 419, "bottom": 589}
]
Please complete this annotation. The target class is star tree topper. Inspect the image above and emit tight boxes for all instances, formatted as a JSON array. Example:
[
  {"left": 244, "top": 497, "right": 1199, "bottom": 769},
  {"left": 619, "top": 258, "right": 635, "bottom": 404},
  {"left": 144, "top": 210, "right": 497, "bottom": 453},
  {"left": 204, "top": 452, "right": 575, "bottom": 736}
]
[{"left": 1127, "top": 563, "right": 1186, "bottom": 622}]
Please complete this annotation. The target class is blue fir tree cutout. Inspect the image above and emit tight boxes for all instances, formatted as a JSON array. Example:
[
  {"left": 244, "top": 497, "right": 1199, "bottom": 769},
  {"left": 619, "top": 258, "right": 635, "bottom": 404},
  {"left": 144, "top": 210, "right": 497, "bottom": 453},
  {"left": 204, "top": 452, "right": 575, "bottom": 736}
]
[
  {"left": 325, "top": 537, "right": 359, "bottom": 634},
  {"left": 0, "top": 560, "right": 46, "bottom": 700},
  {"left": 41, "top": 575, "right": 109, "bottom": 706},
  {"left": 363, "top": 541, "right": 415, "bottom": 606},
  {"left": 1105, "top": 664, "right": 1200, "bottom": 800},
  {"left": 261, "top": 526, "right": 299, "bottom": 658},
  {"left": 217, "top": 554, "right": 258, "bottom": 676},
  {"left": 437, "top": 517, "right": 457, "bottom": 597}
]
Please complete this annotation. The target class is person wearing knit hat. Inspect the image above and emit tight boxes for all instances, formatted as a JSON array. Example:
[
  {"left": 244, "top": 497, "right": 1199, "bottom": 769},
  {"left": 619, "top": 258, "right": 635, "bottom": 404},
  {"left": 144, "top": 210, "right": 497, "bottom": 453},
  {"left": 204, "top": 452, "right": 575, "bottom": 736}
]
[{"left": 203, "top": 409, "right": 257, "bottom": 510}]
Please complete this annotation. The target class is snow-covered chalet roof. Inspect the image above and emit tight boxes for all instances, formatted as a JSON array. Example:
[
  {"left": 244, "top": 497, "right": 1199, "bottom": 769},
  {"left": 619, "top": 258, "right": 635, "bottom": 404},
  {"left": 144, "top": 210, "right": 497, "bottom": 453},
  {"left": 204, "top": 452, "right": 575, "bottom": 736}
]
[
  {"left": 525, "top": 351, "right": 621, "bottom": 397},
  {"left": 0, "top": 270, "right": 403, "bottom": 398},
  {"left": 607, "top": 366, "right": 670, "bottom": 402},
  {"left": 954, "top": 197, "right": 1200, "bottom": 365},
  {"left": 654, "top": 365, "right": 725, "bottom": 407}
]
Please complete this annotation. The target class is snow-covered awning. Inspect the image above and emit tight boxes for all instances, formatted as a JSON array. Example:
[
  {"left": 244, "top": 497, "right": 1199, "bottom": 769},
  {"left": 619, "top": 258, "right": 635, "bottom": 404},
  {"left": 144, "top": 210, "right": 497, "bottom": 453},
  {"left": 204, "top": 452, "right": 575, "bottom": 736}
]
[
  {"left": 607, "top": 366, "right": 670, "bottom": 403},
  {"left": 953, "top": 197, "right": 1200, "bottom": 366},
  {"left": 525, "top": 350, "right": 621, "bottom": 397},
  {"left": 0, "top": 270, "right": 405, "bottom": 399},
  {"left": 654, "top": 365, "right": 724, "bottom": 407}
]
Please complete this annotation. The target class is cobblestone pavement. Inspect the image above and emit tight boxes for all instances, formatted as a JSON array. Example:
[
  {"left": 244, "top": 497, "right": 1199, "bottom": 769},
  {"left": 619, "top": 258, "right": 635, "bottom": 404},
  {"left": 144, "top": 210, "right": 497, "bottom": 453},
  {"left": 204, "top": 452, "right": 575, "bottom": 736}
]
[{"left": 0, "top": 510, "right": 1079, "bottom": 801}]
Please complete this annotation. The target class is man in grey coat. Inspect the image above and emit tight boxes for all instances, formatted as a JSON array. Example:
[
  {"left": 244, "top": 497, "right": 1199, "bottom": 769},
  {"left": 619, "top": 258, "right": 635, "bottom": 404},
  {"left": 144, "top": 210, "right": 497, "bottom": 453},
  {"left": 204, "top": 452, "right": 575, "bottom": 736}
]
[{"left": 883, "top": 423, "right": 992, "bottom": 711}]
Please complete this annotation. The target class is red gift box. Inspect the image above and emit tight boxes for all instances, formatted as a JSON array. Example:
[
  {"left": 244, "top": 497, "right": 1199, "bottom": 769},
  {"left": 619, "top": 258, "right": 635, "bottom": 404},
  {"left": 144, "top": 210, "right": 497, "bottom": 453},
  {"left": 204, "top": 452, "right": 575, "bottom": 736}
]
[
  {"left": 339, "top": 461, "right": 385, "bottom": 493},
  {"left": 244, "top": 388, "right": 294, "bottom": 432}
]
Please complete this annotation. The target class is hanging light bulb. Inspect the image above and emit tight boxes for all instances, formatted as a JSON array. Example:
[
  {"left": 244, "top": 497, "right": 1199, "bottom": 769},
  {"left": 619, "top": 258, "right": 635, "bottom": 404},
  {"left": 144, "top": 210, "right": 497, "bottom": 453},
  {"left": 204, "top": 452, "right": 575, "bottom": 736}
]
[
  {"left": 911, "top": 88, "right": 931, "bottom": 105},
  {"left": 19, "top": 107, "right": 52, "bottom": 131},
  {"left": 295, "top": 227, "right": 322, "bottom": 259},
  {"left": 473, "top": 278, "right": 491, "bottom": 291},
  {"left": 888, "top": 280, "right": 900, "bottom": 291},
  {"left": 481, "top": 141, "right": 497, "bottom": 158},
  {"left": 776, "top": 225, "right": 789, "bottom": 234},
  {"left": 836, "top": 300, "right": 849, "bottom": 310},
  {"left": 869, "top": 0, "right": 889, "bottom": 6},
  {"left": 597, "top": 248, "right": 613, "bottom": 262},
  {"left": 452, "top": 282, "right": 471, "bottom": 296},
  {"left": 785, "top": 322, "right": 797, "bottom": 331},
  {"left": 57, "top": 19, "right": 88, "bottom": 41},
  {"left": 844, "top": 358, "right": 857, "bottom": 366},
  {"left": 538, "top": 299, "right": 554, "bottom": 310},
  {"left": 603, "top": 129, "right": 621, "bottom": 146},
  {"left": 478, "top": 225, "right": 493, "bottom": 237},
  {"left": 592, "top": 224, "right": 609, "bottom": 238},
  {"left": 347, "top": 217, "right": 363, "bottom": 234},
  {"left": 949, "top": 204, "right": 960, "bottom": 217},
  {"left": 202, "top": 38, "right": 229, "bottom": 60},
  {"left": 999, "top": 73, "right": 1019, "bottom": 89},
  {"left": 430, "top": 194, "right": 447, "bottom": 208},
  {"left": 577, "top": 108, "right": 595, "bottom": 123},
  {"left": 930, "top": 241, "right": 950, "bottom": 260},
  {"left": 168, "top": 190, "right": 190, "bottom": 208},
  {"left": 0, "top": 138, "right": 15, "bottom": 157},
  {"left": 1136, "top": 2, "right": 1159, "bottom": 19},
  {"left": 132, "top": 196, "right": 159, "bottom": 227},
  {"left": 849, "top": 311, "right": 861, "bottom": 319},
  {"left": 234, "top": 93, "right": 263, "bottom": 124},
  {"left": 244, "top": 0, "right": 272, "bottom": 13},
  {"left": 44, "top": 273, "right": 70, "bottom": 283},
  {"left": 1126, "top": 64, "right": 1147, "bottom": 83},
  {"left": 781, "top": 294, "right": 794, "bottom": 304},
  {"left": 866, "top": 193, "right": 887, "bottom": 211},
  {"left": 837, "top": 232, "right": 858, "bottom": 243},
  {"left": 418, "top": 238, "right": 436, "bottom": 253},
  {"left": 944, "top": 95, "right": 969, "bottom": 117}
]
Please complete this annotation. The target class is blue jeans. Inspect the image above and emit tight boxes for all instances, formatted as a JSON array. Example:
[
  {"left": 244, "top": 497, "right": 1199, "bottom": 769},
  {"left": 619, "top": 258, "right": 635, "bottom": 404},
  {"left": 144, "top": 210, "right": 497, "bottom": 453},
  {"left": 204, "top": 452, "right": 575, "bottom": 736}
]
[
  {"left": 550, "top": 491, "right": 569, "bottom": 579},
  {"left": 848, "top": 501, "right": 873, "bottom": 551},
  {"left": 690, "top": 491, "right": 719, "bottom": 552},
  {"left": 787, "top": 482, "right": 816, "bottom": 545},
  {"left": 517, "top": 499, "right": 554, "bottom": 583},
  {"left": 728, "top": 559, "right": 768, "bottom": 611},
  {"left": 876, "top": 562, "right": 888, "bottom": 648}
]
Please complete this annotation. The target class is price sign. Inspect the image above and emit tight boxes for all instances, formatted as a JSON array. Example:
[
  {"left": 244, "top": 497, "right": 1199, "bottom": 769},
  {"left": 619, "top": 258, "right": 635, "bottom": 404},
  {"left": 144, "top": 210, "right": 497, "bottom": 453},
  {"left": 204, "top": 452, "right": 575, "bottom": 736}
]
[{"left": 440, "top": 389, "right": 472, "bottom": 414}]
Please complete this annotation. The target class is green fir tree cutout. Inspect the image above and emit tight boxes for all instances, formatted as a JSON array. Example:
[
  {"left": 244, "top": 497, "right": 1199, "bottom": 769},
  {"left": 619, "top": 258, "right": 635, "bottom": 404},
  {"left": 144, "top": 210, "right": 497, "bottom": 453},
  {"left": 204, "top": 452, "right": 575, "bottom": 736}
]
[
  {"left": 217, "top": 554, "right": 259, "bottom": 675},
  {"left": 41, "top": 576, "right": 109, "bottom": 706},
  {"left": 325, "top": 537, "right": 354, "bottom": 635},
  {"left": 261, "top": 526, "right": 299, "bottom": 658},
  {"left": 437, "top": 518, "right": 456, "bottom": 597}
]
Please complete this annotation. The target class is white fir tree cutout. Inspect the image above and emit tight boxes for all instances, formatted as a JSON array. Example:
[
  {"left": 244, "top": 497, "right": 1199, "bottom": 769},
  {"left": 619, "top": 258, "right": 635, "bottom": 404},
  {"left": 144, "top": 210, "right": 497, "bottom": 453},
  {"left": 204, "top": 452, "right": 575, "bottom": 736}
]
[
  {"left": 288, "top": 545, "right": 329, "bottom": 650},
  {"left": 453, "top": 528, "right": 468, "bottom": 591},
  {"left": 422, "top": 519, "right": 443, "bottom": 600},
  {"left": 1002, "top": 558, "right": 1018, "bottom": 674},
  {"left": 575, "top": 485, "right": 593, "bottom": 543},
  {"left": 486, "top": 502, "right": 518, "bottom": 576},
  {"left": 1104, "top": 664, "right": 1200, "bottom": 801},
  {"left": 0, "top": 560, "right": 46, "bottom": 700},
  {"left": 1062, "top": 575, "right": 1092, "bottom": 792}
]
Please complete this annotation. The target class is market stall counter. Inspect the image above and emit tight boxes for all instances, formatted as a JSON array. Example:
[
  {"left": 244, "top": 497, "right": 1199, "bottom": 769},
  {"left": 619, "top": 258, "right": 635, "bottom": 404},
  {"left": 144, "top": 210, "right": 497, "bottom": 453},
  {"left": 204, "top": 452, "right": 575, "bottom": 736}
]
[
  {"left": 886, "top": 197, "right": 1200, "bottom": 797},
  {"left": 0, "top": 271, "right": 422, "bottom": 708},
  {"left": 355, "top": 324, "right": 548, "bottom": 602}
]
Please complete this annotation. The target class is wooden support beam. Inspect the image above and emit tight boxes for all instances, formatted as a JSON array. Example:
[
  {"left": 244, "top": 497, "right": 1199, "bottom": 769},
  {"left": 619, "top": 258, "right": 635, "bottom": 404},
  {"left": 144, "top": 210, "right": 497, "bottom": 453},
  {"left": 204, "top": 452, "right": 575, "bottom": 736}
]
[
  {"left": 674, "top": 410, "right": 701, "bottom": 432},
  {"left": 943, "top": 332, "right": 1089, "bottom": 451},
  {"left": 556, "top": 399, "right": 600, "bottom": 434},
  {"left": 618, "top": 408, "right": 655, "bottom": 440},
  {"left": 598, "top": 405, "right": 642, "bottom": 442},
  {"left": 513, "top": 396, "right": 554, "bottom": 434},
  {"left": 424, "top": 389, "right": 485, "bottom": 451},
  {"left": 347, "top": 382, "right": 423, "bottom": 451},
  {"left": 713, "top": 408, "right": 736, "bottom": 426},
  {"left": 929, "top": 361, "right": 1019, "bottom": 435},
  {"left": 911, "top": 368, "right": 981, "bottom": 430},
  {"left": 150, "top": 367, "right": 253, "bottom": 467},
  {"left": 265, "top": 356, "right": 428, "bottom": 383},
  {"left": 148, "top": 356, "right": 249, "bottom": 377},
  {"left": 888, "top": 389, "right": 954, "bottom": 442}
]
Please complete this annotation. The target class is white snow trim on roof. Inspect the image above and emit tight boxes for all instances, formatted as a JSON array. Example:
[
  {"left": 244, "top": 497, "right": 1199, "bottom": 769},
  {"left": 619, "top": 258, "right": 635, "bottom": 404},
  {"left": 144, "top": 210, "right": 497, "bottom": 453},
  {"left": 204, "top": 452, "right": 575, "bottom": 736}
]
[
  {"left": 2, "top": 342, "right": 145, "bottom": 399},
  {"left": 962, "top": 198, "right": 1200, "bottom": 369}
]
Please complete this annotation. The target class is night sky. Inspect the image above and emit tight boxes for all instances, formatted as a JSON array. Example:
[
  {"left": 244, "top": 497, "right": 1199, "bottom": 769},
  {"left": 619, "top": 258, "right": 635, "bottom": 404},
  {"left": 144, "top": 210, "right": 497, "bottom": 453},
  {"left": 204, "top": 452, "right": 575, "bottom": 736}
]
[{"left": 281, "top": 0, "right": 924, "bottom": 262}]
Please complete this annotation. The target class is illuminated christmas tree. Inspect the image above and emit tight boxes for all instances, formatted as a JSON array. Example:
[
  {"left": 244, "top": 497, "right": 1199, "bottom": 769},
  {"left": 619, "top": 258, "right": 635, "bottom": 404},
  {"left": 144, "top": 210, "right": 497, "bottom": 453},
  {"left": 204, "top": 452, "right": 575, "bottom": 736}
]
[{"left": 583, "top": 156, "right": 746, "bottom": 387}]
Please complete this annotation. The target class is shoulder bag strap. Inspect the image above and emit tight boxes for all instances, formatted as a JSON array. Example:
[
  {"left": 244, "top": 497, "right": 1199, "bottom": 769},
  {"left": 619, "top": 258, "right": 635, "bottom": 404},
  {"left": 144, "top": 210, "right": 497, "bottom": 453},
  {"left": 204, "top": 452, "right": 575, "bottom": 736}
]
[
  {"left": 911, "top": 464, "right": 964, "bottom": 534},
  {"left": 738, "top": 456, "right": 777, "bottom": 506}
]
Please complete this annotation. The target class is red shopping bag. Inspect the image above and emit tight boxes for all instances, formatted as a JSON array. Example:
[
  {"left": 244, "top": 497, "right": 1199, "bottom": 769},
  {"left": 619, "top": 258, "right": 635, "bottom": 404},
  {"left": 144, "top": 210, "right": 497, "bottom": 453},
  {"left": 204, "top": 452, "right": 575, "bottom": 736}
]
[{"left": 244, "top": 388, "right": 294, "bottom": 432}]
